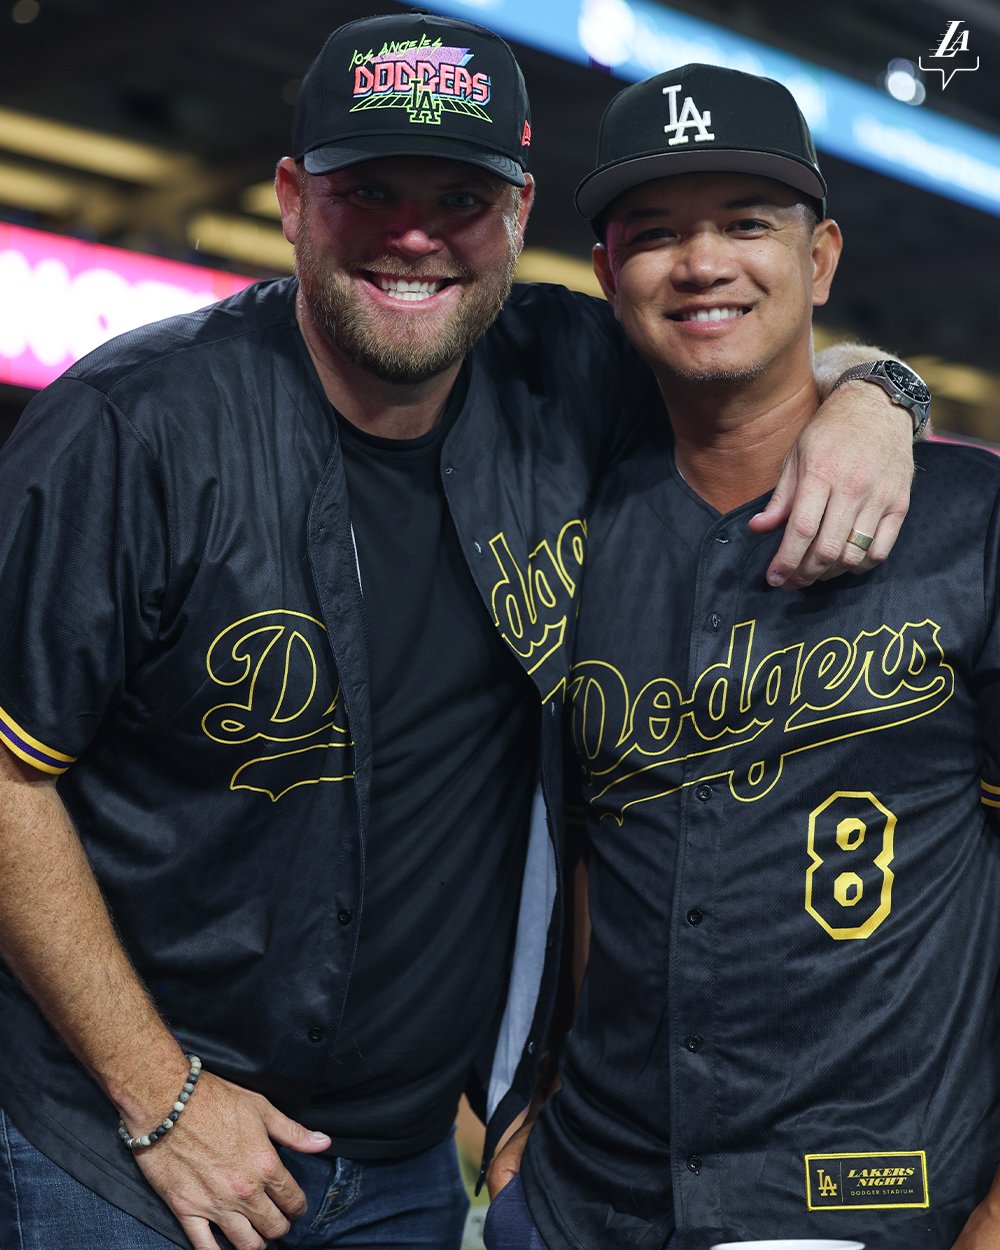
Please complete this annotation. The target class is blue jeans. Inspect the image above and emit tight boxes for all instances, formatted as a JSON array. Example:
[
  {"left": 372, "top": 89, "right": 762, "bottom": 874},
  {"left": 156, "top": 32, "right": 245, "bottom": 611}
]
[
  {"left": 483, "top": 1174, "right": 548, "bottom": 1249},
  {"left": 0, "top": 1110, "right": 469, "bottom": 1250},
  {"left": 483, "top": 1173, "right": 679, "bottom": 1250}
]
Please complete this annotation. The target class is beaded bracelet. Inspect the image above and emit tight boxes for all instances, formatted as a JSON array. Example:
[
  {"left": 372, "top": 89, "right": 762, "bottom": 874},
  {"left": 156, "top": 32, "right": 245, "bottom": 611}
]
[{"left": 118, "top": 1054, "right": 202, "bottom": 1150}]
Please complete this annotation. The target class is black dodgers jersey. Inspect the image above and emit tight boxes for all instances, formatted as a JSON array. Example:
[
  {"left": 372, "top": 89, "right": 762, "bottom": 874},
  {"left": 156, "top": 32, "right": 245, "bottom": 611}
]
[
  {"left": 0, "top": 276, "right": 640, "bottom": 1244},
  {"left": 522, "top": 429, "right": 1000, "bottom": 1250}
]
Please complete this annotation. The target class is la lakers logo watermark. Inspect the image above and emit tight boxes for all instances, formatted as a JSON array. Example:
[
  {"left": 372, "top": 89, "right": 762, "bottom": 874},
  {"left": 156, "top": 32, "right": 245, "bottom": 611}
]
[
  {"left": 662, "top": 83, "right": 715, "bottom": 146},
  {"left": 919, "top": 21, "right": 979, "bottom": 89}
]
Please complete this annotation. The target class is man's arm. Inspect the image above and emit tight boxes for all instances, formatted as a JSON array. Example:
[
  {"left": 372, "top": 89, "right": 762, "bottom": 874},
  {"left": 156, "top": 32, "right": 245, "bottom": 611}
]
[
  {"left": 951, "top": 1167, "right": 1000, "bottom": 1248},
  {"left": 0, "top": 743, "right": 331, "bottom": 1250},
  {"left": 751, "top": 342, "right": 917, "bottom": 590}
]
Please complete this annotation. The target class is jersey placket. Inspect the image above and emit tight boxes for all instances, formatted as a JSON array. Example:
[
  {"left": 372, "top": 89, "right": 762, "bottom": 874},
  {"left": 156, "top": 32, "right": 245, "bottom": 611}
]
[{"left": 669, "top": 511, "right": 749, "bottom": 1241}]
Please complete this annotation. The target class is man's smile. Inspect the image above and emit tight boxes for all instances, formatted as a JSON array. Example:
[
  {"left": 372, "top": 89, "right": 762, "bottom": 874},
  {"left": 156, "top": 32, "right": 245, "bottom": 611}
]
[
  {"left": 357, "top": 271, "right": 463, "bottom": 307},
  {"left": 669, "top": 305, "right": 750, "bottom": 323}
]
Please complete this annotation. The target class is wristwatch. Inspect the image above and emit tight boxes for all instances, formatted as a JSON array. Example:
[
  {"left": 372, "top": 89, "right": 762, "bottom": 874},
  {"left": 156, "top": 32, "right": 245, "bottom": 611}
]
[{"left": 833, "top": 360, "right": 932, "bottom": 441}]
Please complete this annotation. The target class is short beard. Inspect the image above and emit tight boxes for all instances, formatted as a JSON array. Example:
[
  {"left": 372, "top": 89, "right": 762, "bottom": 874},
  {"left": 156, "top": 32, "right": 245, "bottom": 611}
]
[
  {"left": 666, "top": 361, "right": 767, "bottom": 391},
  {"left": 294, "top": 189, "right": 520, "bottom": 385}
]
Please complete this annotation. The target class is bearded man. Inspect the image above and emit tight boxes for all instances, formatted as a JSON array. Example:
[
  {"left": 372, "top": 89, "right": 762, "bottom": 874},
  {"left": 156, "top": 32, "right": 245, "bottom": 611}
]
[{"left": 0, "top": 14, "right": 918, "bottom": 1250}]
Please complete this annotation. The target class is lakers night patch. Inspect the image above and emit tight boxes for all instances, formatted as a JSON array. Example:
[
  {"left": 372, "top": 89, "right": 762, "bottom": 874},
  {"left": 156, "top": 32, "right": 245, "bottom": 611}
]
[{"left": 805, "top": 1152, "right": 929, "bottom": 1210}]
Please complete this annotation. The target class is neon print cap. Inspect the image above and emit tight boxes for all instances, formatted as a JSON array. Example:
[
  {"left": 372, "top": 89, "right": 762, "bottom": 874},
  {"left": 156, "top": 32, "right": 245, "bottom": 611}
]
[{"left": 292, "top": 12, "right": 532, "bottom": 187}]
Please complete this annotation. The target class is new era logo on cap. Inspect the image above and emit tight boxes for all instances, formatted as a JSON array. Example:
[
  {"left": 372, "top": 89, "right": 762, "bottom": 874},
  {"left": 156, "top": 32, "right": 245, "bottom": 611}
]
[
  {"left": 293, "top": 13, "right": 532, "bottom": 186},
  {"left": 575, "top": 63, "right": 827, "bottom": 225}
]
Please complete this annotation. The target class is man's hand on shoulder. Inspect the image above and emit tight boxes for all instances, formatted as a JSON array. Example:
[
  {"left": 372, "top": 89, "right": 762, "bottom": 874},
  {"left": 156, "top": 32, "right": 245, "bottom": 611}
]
[
  {"left": 749, "top": 346, "right": 914, "bottom": 590},
  {"left": 130, "top": 1070, "right": 331, "bottom": 1250}
]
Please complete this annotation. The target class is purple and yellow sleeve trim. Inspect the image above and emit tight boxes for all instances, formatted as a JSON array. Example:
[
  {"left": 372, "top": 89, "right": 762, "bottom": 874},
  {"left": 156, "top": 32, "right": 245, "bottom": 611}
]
[
  {"left": 0, "top": 706, "right": 75, "bottom": 776},
  {"left": 981, "top": 779, "right": 1000, "bottom": 810}
]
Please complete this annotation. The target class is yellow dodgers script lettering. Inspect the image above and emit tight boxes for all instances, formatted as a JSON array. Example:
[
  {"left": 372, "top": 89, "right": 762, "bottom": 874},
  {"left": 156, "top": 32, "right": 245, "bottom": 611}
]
[
  {"left": 202, "top": 611, "right": 352, "bottom": 801},
  {"left": 572, "top": 618, "right": 954, "bottom": 819},
  {"left": 489, "top": 520, "right": 586, "bottom": 702}
]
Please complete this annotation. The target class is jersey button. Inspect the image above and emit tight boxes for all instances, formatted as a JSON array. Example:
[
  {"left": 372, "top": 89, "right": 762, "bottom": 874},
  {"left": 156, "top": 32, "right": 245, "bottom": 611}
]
[
  {"left": 709, "top": 613, "right": 722, "bottom": 631},
  {"left": 338, "top": 909, "right": 353, "bottom": 925},
  {"left": 685, "top": 1036, "right": 703, "bottom": 1052},
  {"left": 695, "top": 784, "right": 712, "bottom": 802},
  {"left": 687, "top": 1155, "right": 702, "bottom": 1174},
  {"left": 308, "top": 1027, "right": 325, "bottom": 1043},
  {"left": 686, "top": 907, "right": 704, "bottom": 926},
  {"left": 715, "top": 533, "right": 730, "bottom": 545}
]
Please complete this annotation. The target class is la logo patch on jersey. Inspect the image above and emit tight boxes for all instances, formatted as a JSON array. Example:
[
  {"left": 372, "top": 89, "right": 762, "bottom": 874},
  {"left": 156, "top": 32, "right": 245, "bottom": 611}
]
[
  {"left": 662, "top": 83, "right": 715, "bottom": 146},
  {"left": 805, "top": 1152, "right": 929, "bottom": 1210}
]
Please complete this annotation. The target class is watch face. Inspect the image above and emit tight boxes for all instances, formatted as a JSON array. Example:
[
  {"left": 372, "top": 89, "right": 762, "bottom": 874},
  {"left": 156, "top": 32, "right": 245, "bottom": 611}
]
[{"left": 883, "top": 360, "right": 931, "bottom": 405}]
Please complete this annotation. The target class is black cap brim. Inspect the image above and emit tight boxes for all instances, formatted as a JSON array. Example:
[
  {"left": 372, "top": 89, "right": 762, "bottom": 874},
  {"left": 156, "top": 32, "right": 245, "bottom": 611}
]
[
  {"left": 302, "top": 134, "right": 526, "bottom": 186},
  {"left": 576, "top": 147, "right": 827, "bottom": 220}
]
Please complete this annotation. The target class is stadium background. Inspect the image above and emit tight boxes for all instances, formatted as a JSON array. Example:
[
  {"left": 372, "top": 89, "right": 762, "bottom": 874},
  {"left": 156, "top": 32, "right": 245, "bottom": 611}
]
[{"left": 1, "top": 2, "right": 997, "bottom": 1244}]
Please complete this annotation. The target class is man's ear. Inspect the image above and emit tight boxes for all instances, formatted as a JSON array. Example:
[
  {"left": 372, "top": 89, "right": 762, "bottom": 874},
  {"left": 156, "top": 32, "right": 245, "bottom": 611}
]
[
  {"left": 592, "top": 243, "right": 618, "bottom": 311},
  {"left": 274, "top": 156, "right": 305, "bottom": 246},
  {"left": 514, "top": 174, "right": 536, "bottom": 250},
  {"left": 811, "top": 217, "right": 843, "bottom": 308}
]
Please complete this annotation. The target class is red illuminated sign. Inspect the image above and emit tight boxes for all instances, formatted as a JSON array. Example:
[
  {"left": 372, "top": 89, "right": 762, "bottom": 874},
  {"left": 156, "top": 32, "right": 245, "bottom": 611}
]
[{"left": 0, "top": 224, "right": 254, "bottom": 391}]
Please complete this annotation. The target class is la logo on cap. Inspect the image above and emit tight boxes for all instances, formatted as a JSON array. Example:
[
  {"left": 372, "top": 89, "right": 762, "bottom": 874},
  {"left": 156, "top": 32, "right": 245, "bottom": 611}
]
[{"left": 662, "top": 83, "right": 715, "bottom": 146}]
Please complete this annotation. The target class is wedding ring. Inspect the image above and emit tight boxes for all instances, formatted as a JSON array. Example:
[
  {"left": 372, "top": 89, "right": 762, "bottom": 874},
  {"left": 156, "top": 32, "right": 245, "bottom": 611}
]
[{"left": 846, "top": 528, "right": 874, "bottom": 552}]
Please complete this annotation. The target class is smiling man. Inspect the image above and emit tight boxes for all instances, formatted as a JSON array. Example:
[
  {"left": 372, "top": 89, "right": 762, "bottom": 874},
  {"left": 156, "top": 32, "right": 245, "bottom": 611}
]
[
  {"left": 600, "top": 180, "right": 835, "bottom": 397},
  {"left": 490, "top": 64, "right": 1000, "bottom": 1250},
  {"left": 0, "top": 19, "right": 920, "bottom": 1250},
  {"left": 289, "top": 157, "right": 524, "bottom": 388}
]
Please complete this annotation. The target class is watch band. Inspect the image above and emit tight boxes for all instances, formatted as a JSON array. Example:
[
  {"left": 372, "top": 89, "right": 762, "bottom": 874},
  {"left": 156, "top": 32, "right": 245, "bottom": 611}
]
[{"left": 832, "top": 360, "right": 931, "bottom": 442}]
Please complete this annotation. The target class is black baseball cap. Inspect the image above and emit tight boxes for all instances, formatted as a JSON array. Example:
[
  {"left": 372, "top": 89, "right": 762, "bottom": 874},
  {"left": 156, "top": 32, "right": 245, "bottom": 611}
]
[
  {"left": 292, "top": 12, "right": 532, "bottom": 187},
  {"left": 576, "top": 63, "right": 827, "bottom": 225}
]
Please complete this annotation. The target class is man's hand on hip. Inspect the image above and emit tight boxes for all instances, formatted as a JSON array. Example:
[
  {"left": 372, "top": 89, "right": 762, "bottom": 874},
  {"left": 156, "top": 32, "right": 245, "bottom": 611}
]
[
  {"left": 132, "top": 1070, "right": 331, "bottom": 1250},
  {"left": 486, "top": 1118, "right": 532, "bottom": 1201},
  {"left": 951, "top": 1167, "right": 1000, "bottom": 1250}
]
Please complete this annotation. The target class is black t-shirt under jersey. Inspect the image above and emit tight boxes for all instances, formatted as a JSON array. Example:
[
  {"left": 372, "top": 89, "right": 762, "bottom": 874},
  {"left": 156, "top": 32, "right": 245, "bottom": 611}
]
[{"left": 314, "top": 377, "right": 540, "bottom": 1155}]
